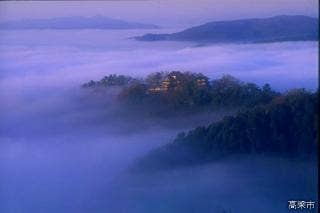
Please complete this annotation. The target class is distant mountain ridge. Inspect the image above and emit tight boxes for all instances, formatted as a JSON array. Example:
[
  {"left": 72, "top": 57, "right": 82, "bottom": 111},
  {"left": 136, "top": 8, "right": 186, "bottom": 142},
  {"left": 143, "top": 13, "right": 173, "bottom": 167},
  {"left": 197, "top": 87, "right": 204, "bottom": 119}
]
[
  {"left": 136, "top": 15, "right": 318, "bottom": 43},
  {"left": 0, "top": 16, "right": 159, "bottom": 30}
]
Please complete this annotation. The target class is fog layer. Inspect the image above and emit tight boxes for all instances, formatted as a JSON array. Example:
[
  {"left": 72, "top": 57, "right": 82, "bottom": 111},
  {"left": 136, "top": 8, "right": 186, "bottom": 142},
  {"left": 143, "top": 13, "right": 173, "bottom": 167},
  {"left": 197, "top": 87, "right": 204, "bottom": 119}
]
[{"left": 0, "top": 29, "right": 318, "bottom": 213}]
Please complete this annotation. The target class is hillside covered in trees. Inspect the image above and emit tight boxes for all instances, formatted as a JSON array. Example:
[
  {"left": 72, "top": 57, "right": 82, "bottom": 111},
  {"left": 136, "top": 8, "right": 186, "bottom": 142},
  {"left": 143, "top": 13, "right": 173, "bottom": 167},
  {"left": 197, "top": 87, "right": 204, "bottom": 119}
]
[
  {"left": 136, "top": 15, "right": 318, "bottom": 44},
  {"left": 82, "top": 71, "right": 279, "bottom": 115},
  {"left": 82, "top": 72, "right": 318, "bottom": 172},
  {"left": 134, "top": 89, "right": 318, "bottom": 171}
]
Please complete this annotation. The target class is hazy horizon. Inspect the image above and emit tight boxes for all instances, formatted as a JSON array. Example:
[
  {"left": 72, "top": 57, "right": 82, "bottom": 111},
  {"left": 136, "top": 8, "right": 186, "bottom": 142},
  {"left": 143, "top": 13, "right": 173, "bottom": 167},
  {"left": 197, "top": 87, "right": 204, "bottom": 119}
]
[
  {"left": 0, "top": 0, "right": 318, "bottom": 27},
  {"left": 0, "top": 2, "right": 318, "bottom": 212}
]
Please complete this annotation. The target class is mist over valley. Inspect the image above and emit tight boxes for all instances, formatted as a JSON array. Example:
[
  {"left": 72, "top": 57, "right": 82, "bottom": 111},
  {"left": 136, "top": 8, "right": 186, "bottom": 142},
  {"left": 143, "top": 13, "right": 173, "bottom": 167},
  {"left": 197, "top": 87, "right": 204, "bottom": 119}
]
[{"left": 0, "top": 22, "right": 318, "bottom": 213}]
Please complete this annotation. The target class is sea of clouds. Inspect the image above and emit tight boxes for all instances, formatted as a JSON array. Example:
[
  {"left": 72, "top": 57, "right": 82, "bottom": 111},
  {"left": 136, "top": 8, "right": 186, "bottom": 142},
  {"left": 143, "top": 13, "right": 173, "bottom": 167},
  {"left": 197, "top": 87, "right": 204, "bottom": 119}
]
[{"left": 0, "top": 29, "right": 318, "bottom": 213}]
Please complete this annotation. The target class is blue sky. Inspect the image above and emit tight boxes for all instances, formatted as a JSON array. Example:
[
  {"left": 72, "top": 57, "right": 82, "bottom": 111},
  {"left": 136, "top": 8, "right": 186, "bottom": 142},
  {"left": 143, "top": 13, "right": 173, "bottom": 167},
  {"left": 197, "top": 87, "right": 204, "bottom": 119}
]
[{"left": 0, "top": 0, "right": 318, "bottom": 27}]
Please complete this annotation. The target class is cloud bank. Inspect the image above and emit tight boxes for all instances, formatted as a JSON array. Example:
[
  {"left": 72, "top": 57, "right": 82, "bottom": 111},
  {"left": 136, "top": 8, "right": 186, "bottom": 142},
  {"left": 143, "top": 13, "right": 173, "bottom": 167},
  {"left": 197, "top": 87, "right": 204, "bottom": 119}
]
[{"left": 0, "top": 29, "right": 317, "bottom": 213}]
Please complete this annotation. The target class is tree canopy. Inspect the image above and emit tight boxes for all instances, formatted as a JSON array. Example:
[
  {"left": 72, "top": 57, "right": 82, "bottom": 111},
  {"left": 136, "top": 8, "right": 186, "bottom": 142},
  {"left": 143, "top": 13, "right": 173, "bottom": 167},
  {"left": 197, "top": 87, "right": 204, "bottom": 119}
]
[
  {"left": 135, "top": 89, "right": 318, "bottom": 171},
  {"left": 83, "top": 71, "right": 280, "bottom": 112}
]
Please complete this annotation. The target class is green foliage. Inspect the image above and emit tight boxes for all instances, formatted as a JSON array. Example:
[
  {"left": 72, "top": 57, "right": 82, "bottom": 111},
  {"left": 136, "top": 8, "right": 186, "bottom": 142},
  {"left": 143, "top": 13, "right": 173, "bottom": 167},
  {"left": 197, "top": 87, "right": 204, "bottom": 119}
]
[
  {"left": 82, "top": 74, "right": 135, "bottom": 88},
  {"left": 118, "top": 83, "right": 148, "bottom": 104},
  {"left": 145, "top": 71, "right": 167, "bottom": 87},
  {"left": 210, "top": 75, "right": 279, "bottom": 107},
  {"left": 136, "top": 90, "right": 318, "bottom": 170},
  {"left": 83, "top": 71, "right": 279, "bottom": 111}
]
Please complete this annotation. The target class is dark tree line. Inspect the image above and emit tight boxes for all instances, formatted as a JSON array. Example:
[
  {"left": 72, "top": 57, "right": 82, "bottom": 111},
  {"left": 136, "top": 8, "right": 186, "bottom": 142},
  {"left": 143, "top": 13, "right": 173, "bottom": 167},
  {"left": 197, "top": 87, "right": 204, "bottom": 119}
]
[
  {"left": 83, "top": 72, "right": 279, "bottom": 112},
  {"left": 135, "top": 89, "right": 318, "bottom": 171},
  {"left": 82, "top": 74, "right": 135, "bottom": 88}
]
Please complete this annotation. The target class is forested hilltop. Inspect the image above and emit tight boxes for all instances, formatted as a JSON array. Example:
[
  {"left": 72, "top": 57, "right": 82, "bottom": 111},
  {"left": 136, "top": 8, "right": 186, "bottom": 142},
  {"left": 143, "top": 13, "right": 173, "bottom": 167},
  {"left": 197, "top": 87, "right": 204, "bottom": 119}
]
[
  {"left": 82, "top": 71, "right": 279, "bottom": 115},
  {"left": 82, "top": 72, "right": 318, "bottom": 171},
  {"left": 134, "top": 89, "right": 318, "bottom": 171},
  {"left": 136, "top": 15, "right": 318, "bottom": 43}
]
